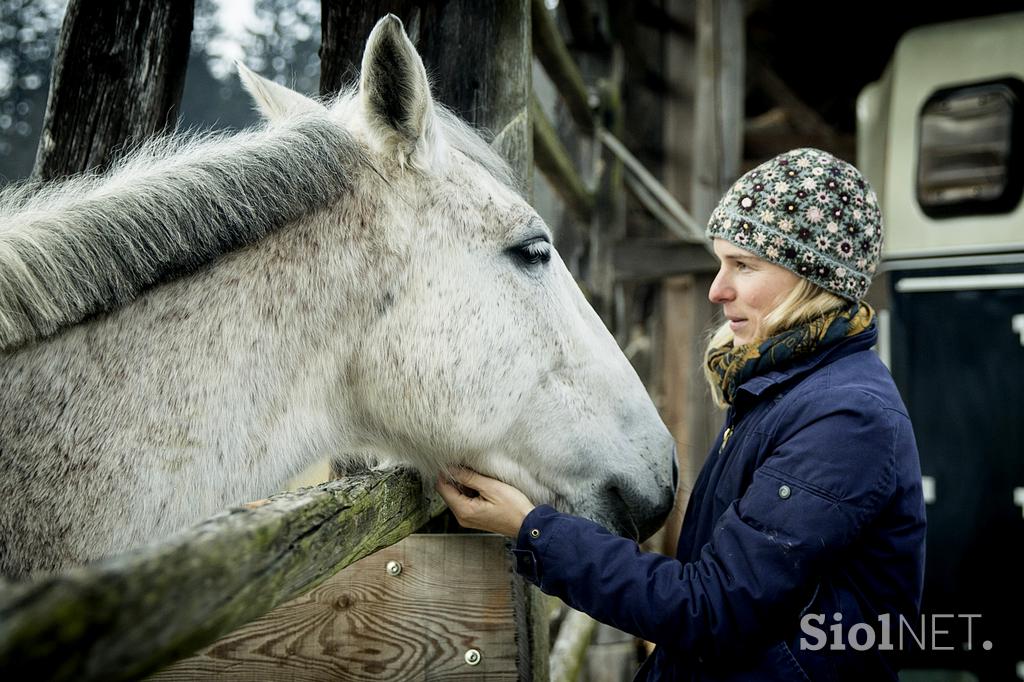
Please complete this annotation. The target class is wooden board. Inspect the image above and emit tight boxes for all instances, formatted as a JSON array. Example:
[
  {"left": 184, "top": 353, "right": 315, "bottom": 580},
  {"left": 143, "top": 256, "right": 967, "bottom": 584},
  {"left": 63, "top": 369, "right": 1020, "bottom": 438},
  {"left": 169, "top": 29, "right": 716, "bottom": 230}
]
[{"left": 152, "top": 534, "right": 520, "bottom": 681}]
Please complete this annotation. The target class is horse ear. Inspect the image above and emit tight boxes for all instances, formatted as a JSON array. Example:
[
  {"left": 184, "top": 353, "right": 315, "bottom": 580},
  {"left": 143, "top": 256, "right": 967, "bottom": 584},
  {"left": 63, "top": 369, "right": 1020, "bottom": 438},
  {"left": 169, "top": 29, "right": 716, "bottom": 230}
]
[
  {"left": 237, "top": 62, "right": 324, "bottom": 122},
  {"left": 359, "top": 14, "right": 435, "bottom": 165}
]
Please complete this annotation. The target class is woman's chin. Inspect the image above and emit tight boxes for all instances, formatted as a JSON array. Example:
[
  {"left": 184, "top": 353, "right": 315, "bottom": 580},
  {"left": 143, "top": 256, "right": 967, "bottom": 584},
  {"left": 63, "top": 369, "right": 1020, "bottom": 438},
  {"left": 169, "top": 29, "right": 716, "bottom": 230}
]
[{"left": 730, "top": 321, "right": 759, "bottom": 347}]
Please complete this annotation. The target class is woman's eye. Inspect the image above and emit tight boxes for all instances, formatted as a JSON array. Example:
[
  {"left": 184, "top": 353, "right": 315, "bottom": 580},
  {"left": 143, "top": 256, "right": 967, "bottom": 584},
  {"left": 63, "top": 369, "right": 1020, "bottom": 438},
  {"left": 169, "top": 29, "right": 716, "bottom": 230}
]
[{"left": 515, "top": 239, "right": 552, "bottom": 266}]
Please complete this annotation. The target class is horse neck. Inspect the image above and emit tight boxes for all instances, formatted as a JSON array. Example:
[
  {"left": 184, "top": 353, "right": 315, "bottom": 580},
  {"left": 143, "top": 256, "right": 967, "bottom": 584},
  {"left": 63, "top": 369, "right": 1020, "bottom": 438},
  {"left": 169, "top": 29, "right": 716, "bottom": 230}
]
[
  {"left": 218, "top": 192, "right": 399, "bottom": 443},
  {"left": 111, "top": 186, "right": 400, "bottom": 501}
]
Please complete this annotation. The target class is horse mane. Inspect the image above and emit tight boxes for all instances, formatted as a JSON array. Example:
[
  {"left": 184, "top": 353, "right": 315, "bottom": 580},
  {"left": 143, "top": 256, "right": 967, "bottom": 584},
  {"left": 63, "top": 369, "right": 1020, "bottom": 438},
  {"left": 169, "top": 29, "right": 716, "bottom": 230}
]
[
  {"left": 432, "top": 104, "right": 519, "bottom": 192},
  {"left": 0, "top": 89, "right": 516, "bottom": 355},
  {"left": 0, "top": 114, "right": 361, "bottom": 353}
]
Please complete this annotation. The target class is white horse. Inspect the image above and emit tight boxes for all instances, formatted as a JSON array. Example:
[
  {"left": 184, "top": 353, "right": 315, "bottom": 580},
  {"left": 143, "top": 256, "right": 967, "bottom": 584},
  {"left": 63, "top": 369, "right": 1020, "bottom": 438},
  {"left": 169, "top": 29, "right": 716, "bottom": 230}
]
[{"left": 0, "top": 16, "right": 675, "bottom": 578}]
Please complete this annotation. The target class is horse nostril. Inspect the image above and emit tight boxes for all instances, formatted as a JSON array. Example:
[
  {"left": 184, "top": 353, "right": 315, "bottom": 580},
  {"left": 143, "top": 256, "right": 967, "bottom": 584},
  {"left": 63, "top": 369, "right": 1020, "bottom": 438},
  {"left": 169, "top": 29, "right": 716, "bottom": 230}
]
[
  {"left": 605, "top": 469, "right": 674, "bottom": 542},
  {"left": 604, "top": 484, "right": 639, "bottom": 539},
  {"left": 671, "top": 446, "right": 679, "bottom": 491}
]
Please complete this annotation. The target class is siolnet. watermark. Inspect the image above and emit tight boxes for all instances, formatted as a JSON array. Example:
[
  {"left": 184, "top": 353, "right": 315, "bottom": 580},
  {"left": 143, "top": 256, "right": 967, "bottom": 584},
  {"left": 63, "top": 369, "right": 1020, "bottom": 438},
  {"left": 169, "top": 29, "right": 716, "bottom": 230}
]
[{"left": 800, "top": 613, "right": 992, "bottom": 652}]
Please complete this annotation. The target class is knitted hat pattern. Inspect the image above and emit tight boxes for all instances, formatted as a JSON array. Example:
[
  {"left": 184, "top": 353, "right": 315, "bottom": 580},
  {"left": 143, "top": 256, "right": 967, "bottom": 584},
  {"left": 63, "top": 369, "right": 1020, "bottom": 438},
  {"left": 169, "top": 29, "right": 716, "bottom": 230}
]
[{"left": 705, "top": 148, "right": 882, "bottom": 301}]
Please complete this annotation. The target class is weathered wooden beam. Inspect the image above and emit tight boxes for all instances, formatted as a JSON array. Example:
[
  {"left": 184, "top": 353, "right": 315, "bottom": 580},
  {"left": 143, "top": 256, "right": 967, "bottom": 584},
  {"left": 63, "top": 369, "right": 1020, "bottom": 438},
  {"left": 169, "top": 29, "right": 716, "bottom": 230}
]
[
  {"left": 625, "top": 173, "right": 694, "bottom": 243},
  {"left": 604, "top": 130, "right": 705, "bottom": 243},
  {"left": 531, "top": 0, "right": 595, "bottom": 136},
  {"left": 613, "top": 238, "right": 717, "bottom": 281},
  {"left": 657, "top": 2, "right": 723, "bottom": 562},
  {"left": 0, "top": 469, "right": 445, "bottom": 682},
  {"left": 532, "top": 94, "right": 594, "bottom": 221},
  {"left": 691, "top": 0, "right": 744, "bottom": 224},
  {"left": 662, "top": 0, "right": 696, "bottom": 220},
  {"left": 33, "top": 0, "right": 193, "bottom": 180}
]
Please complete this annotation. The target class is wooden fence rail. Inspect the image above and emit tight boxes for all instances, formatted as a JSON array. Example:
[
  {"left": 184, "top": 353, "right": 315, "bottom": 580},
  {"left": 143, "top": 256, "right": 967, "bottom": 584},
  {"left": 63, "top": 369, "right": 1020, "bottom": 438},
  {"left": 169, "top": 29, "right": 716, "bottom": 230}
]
[
  {"left": 530, "top": 0, "right": 594, "bottom": 136},
  {"left": 0, "top": 469, "right": 444, "bottom": 681}
]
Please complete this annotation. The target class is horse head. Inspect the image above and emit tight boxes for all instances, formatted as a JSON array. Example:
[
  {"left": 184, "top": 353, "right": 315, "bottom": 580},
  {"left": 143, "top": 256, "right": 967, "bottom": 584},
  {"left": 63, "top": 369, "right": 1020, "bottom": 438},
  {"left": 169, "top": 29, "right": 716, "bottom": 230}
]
[{"left": 241, "top": 16, "right": 675, "bottom": 540}]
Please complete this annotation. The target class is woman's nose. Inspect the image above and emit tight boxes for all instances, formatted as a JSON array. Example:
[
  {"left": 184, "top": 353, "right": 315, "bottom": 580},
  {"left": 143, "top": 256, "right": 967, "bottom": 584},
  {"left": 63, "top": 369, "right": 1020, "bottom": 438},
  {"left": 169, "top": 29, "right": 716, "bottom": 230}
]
[{"left": 708, "top": 271, "right": 733, "bottom": 304}]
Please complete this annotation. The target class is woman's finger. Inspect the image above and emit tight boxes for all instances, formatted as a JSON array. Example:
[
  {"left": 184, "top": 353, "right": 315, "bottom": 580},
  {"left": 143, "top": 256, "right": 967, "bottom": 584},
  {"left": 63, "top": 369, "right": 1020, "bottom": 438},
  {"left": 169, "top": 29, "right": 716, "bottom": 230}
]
[
  {"left": 435, "top": 474, "right": 469, "bottom": 508},
  {"left": 447, "top": 467, "right": 498, "bottom": 495}
]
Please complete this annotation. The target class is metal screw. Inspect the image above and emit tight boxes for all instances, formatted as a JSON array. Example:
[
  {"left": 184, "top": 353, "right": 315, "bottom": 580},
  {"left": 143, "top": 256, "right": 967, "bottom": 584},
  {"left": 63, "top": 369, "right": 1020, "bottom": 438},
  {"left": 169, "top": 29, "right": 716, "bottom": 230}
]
[
  {"left": 385, "top": 560, "right": 402, "bottom": 577},
  {"left": 464, "top": 649, "right": 481, "bottom": 666}
]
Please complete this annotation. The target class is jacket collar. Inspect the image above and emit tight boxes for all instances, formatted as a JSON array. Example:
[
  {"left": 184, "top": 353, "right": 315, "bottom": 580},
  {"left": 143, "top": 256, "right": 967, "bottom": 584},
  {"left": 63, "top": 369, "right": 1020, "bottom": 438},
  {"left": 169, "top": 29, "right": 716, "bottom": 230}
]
[{"left": 733, "top": 323, "right": 879, "bottom": 406}]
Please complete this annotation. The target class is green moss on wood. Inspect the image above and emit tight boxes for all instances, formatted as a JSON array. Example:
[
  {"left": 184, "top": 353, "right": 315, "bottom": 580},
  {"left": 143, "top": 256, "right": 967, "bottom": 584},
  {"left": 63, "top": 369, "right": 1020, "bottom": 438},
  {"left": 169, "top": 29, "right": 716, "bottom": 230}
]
[{"left": 531, "top": 0, "right": 594, "bottom": 135}]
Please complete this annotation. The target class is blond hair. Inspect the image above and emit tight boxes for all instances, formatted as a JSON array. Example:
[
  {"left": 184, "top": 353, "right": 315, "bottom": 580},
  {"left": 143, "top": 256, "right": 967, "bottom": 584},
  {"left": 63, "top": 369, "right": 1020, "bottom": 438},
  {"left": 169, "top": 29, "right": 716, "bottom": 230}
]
[{"left": 702, "top": 279, "right": 848, "bottom": 408}]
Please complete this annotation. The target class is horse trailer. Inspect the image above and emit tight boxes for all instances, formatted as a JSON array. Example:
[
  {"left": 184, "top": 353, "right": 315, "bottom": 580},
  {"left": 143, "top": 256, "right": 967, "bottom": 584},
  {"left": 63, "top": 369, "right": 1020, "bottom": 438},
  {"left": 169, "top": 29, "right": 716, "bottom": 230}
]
[{"left": 858, "top": 12, "right": 1024, "bottom": 682}]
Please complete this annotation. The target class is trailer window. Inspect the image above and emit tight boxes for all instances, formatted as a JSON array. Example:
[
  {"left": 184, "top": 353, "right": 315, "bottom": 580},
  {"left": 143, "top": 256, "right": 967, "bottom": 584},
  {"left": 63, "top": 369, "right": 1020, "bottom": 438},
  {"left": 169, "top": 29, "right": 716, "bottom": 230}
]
[{"left": 917, "top": 78, "right": 1023, "bottom": 218}]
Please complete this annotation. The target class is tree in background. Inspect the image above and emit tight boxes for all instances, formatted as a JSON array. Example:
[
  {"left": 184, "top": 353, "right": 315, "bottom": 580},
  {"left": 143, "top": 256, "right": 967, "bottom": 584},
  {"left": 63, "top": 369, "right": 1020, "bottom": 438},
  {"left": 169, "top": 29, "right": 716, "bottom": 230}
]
[
  {"left": 192, "top": 0, "right": 319, "bottom": 92},
  {"left": 0, "top": 0, "right": 321, "bottom": 182}
]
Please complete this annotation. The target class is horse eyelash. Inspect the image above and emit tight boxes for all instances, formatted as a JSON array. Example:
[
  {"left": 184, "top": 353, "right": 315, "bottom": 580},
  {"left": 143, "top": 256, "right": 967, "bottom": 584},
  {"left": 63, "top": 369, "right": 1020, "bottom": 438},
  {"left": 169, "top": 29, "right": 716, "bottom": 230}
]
[{"left": 516, "top": 240, "right": 551, "bottom": 266}]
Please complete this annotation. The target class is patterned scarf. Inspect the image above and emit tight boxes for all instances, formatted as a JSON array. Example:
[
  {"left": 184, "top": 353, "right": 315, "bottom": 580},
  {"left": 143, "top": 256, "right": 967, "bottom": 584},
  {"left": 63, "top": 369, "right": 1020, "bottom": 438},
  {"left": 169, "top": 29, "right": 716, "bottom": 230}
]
[{"left": 706, "top": 301, "right": 875, "bottom": 406}]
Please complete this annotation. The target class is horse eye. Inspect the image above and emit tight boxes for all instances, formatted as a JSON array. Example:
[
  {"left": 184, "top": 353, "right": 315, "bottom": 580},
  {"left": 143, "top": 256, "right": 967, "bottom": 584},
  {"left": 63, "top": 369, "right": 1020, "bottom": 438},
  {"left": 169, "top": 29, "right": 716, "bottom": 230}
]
[{"left": 514, "top": 238, "right": 552, "bottom": 266}]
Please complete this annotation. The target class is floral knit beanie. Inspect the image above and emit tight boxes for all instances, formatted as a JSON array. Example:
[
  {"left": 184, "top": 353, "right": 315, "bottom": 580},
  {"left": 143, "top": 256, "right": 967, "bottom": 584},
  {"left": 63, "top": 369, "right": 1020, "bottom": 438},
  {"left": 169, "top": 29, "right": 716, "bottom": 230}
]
[{"left": 705, "top": 148, "right": 882, "bottom": 301}]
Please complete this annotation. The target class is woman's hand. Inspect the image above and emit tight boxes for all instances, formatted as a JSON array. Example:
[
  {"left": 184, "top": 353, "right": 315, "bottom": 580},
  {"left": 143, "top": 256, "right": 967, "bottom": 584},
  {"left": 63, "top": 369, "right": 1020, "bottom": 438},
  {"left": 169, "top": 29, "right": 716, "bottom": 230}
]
[{"left": 435, "top": 468, "right": 536, "bottom": 538}]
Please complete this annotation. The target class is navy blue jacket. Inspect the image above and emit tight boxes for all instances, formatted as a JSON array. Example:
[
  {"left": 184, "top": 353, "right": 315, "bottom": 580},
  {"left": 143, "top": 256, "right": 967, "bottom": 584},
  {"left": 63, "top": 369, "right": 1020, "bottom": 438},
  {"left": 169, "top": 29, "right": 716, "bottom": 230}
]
[{"left": 513, "top": 325, "right": 926, "bottom": 681}]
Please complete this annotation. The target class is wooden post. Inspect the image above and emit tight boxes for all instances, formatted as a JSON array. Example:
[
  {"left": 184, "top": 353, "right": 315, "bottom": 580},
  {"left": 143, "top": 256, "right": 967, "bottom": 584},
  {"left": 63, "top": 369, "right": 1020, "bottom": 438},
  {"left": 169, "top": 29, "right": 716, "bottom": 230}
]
[
  {"left": 531, "top": 0, "right": 626, "bottom": 328},
  {"left": 655, "top": 275, "right": 719, "bottom": 543},
  {"left": 33, "top": 0, "right": 193, "bottom": 181},
  {"left": 691, "top": 0, "right": 743, "bottom": 225}
]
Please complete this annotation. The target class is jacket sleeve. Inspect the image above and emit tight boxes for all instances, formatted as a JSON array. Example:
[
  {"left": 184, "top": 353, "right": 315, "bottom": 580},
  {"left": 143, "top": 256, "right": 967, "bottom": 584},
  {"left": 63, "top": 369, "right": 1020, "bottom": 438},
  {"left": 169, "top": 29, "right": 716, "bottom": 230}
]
[{"left": 512, "top": 388, "right": 899, "bottom": 658}]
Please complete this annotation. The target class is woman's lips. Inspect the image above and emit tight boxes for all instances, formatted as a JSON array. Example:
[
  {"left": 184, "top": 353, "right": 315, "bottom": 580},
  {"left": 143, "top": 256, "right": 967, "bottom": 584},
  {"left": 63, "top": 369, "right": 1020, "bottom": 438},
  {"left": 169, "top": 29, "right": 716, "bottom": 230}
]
[{"left": 728, "top": 318, "right": 747, "bottom": 332}]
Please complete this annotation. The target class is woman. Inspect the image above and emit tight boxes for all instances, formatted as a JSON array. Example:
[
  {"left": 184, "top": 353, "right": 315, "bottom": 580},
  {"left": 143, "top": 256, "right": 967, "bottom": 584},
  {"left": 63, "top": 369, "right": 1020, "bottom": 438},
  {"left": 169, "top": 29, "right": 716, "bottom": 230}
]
[{"left": 436, "top": 148, "right": 927, "bottom": 681}]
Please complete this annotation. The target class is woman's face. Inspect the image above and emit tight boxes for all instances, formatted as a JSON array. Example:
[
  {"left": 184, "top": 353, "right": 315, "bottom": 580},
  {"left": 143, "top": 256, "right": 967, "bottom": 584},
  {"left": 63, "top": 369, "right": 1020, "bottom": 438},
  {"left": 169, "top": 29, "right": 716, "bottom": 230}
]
[{"left": 708, "top": 239, "right": 800, "bottom": 347}]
